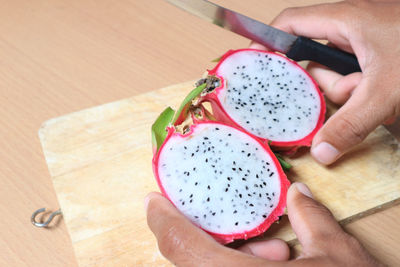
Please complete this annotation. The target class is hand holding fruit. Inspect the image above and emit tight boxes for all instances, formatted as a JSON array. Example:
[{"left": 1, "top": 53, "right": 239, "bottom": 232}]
[
  {"left": 145, "top": 183, "right": 381, "bottom": 266},
  {"left": 251, "top": 0, "right": 400, "bottom": 165}
]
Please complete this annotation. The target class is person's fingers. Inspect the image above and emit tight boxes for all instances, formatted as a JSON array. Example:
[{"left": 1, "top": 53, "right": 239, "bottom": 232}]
[
  {"left": 307, "top": 62, "right": 362, "bottom": 105},
  {"left": 145, "top": 192, "right": 274, "bottom": 266},
  {"left": 145, "top": 192, "right": 225, "bottom": 265},
  {"left": 270, "top": 3, "right": 354, "bottom": 53},
  {"left": 238, "top": 239, "right": 290, "bottom": 261},
  {"left": 286, "top": 183, "right": 345, "bottom": 256},
  {"left": 311, "top": 78, "right": 393, "bottom": 165},
  {"left": 249, "top": 41, "right": 269, "bottom": 51}
]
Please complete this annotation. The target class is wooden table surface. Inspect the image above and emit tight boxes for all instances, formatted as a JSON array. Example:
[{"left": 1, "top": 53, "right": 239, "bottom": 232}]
[{"left": 1, "top": 0, "right": 399, "bottom": 266}]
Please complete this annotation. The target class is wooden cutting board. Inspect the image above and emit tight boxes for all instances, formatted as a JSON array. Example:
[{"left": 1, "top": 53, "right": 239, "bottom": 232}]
[{"left": 39, "top": 81, "right": 400, "bottom": 266}]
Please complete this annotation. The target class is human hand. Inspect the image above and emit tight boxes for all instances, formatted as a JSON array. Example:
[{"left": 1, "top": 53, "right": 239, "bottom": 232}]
[
  {"left": 145, "top": 183, "right": 381, "bottom": 266},
  {"left": 251, "top": 0, "right": 400, "bottom": 165}
]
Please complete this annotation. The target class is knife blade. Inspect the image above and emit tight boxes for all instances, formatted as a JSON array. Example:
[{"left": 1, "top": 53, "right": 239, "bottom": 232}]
[{"left": 165, "top": 0, "right": 361, "bottom": 75}]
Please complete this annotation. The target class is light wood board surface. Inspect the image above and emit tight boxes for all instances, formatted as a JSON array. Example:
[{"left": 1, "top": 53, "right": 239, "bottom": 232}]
[
  {"left": 2, "top": 0, "right": 400, "bottom": 266},
  {"left": 39, "top": 81, "right": 400, "bottom": 266}
]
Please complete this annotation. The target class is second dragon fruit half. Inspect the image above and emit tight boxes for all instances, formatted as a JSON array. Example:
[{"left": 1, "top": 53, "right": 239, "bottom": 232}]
[
  {"left": 199, "top": 49, "right": 325, "bottom": 149},
  {"left": 151, "top": 49, "right": 326, "bottom": 243}
]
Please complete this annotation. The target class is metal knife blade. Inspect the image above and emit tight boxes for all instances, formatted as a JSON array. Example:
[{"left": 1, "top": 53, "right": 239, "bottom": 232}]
[
  {"left": 165, "top": 0, "right": 361, "bottom": 75},
  {"left": 165, "top": 0, "right": 297, "bottom": 53}
]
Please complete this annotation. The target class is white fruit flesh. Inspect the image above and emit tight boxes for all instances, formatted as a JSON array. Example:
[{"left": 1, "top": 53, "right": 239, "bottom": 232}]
[
  {"left": 157, "top": 123, "right": 281, "bottom": 234},
  {"left": 216, "top": 50, "right": 321, "bottom": 142}
]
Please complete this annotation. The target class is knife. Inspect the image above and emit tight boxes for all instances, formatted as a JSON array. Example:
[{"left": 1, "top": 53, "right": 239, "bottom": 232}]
[{"left": 165, "top": 0, "right": 361, "bottom": 75}]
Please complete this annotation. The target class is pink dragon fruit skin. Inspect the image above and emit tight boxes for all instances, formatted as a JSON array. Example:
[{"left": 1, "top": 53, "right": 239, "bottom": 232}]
[
  {"left": 201, "top": 49, "right": 326, "bottom": 149},
  {"left": 152, "top": 121, "right": 290, "bottom": 244}
]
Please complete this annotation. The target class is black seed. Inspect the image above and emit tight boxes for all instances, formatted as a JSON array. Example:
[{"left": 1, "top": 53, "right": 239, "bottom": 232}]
[
  {"left": 251, "top": 211, "right": 255, "bottom": 214},
  {"left": 242, "top": 177, "right": 247, "bottom": 181},
  {"left": 249, "top": 204, "right": 254, "bottom": 207},
  {"left": 207, "top": 185, "right": 211, "bottom": 190},
  {"left": 212, "top": 212, "right": 216, "bottom": 216},
  {"left": 235, "top": 222, "right": 239, "bottom": 226},
  {"left": 262, "top": 215, "right": 267, "bottom": 218},
  {"left": 233, "top": 210, "right": 237, "bottom": 214},
  {"left": 190, "top": 194, "right": 193, "bottom": 198},
  {"left": 247, "top": 153, "right": 251, "bottom": 157},
  {"left": 269, "top": 172, "right": 274, "bottom": 177},
  {"left": 232, "top": 168, "right": 236, "bottom": 171},
  {"left": 225, "top": 188, "right": 229, "bottom": 192},
  {"left": 195, "top": 182, "right": 198, "bottom": 186},
  {"left": 182, "top": 202, "right": 185, "bottom": 205}
]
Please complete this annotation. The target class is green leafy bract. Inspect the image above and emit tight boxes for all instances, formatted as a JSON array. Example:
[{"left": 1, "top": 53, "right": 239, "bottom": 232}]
[
  {"left": 151, "top": 107, "right": 175, "bottom": 154},
  {"left": 211, "top": 56, "right": 222, "bottom": 63},
  {"left": 171, "top": 83, "right": 207, "bottom": 125},
  {"left": 275, "top": 154, "right": 292, "bottom": 171}
]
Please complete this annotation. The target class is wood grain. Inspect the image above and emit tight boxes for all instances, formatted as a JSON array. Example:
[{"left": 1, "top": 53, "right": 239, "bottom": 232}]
[
  {"left": 0, "top": 0, "right": 399, "bottom": 266},
  {"left": 39, "top": 82, "right": 400, "bottom": 266}
]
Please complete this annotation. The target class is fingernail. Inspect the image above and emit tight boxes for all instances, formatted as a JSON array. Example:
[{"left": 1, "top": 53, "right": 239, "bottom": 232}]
[
  {"left": 311, "top": 142, "right": 340, "bottom": 165},
  {"left": 294, "top": 182, "right": 313, "bottom": 199}
]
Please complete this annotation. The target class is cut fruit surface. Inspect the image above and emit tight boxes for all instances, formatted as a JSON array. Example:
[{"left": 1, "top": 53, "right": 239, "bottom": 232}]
[
  {"left": 153, "top": 121, "right": 289, "bottom": 243},
  {"left": 203, "top": 49, "right": 325, "bottom": 147}
]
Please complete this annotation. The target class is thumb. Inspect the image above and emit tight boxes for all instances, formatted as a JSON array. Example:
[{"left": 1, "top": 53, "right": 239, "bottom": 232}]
[
  {"left": 311, "top": 79, "right": 391, "bottom": 165},
  {"left": 287, "top": 183, "right": 345, "bottom": 256},
  {"left": 145, "top": 192, "right": 223, "bottom": 265},
  {"left": 145, "top": 192, "right": 271, "bottom": 266}
]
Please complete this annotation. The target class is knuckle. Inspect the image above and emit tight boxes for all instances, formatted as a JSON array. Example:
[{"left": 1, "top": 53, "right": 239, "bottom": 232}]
[
  {"left": 280, "top": 7, "right": 297, "bottom": 17},
  {"left": 335, "top": 114, "right": 368, "bottom": 145},
  {"left": 157, "top": 224, "right": 183, "bottom": 259}
]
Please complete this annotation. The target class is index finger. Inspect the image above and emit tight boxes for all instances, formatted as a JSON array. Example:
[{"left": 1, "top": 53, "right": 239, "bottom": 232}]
[{"left": 271, "top": 2, "right": 354, "bottom": 53}]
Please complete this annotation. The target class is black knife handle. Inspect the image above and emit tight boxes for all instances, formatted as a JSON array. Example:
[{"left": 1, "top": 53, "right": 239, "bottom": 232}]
[{"left": 286, "top": 36, "right": 361, "bottom": 75}]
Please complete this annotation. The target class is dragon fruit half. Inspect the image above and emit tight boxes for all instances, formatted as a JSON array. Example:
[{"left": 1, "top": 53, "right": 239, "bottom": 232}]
[
  {"left": 151, "top": 49, "right": 324, "bottom": 243},
  {"left": 152, "top": 105, "right": 290, "bottom": 244},
  {"left": 199, "top": 49, "right": 326, "bottom": 148}
]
